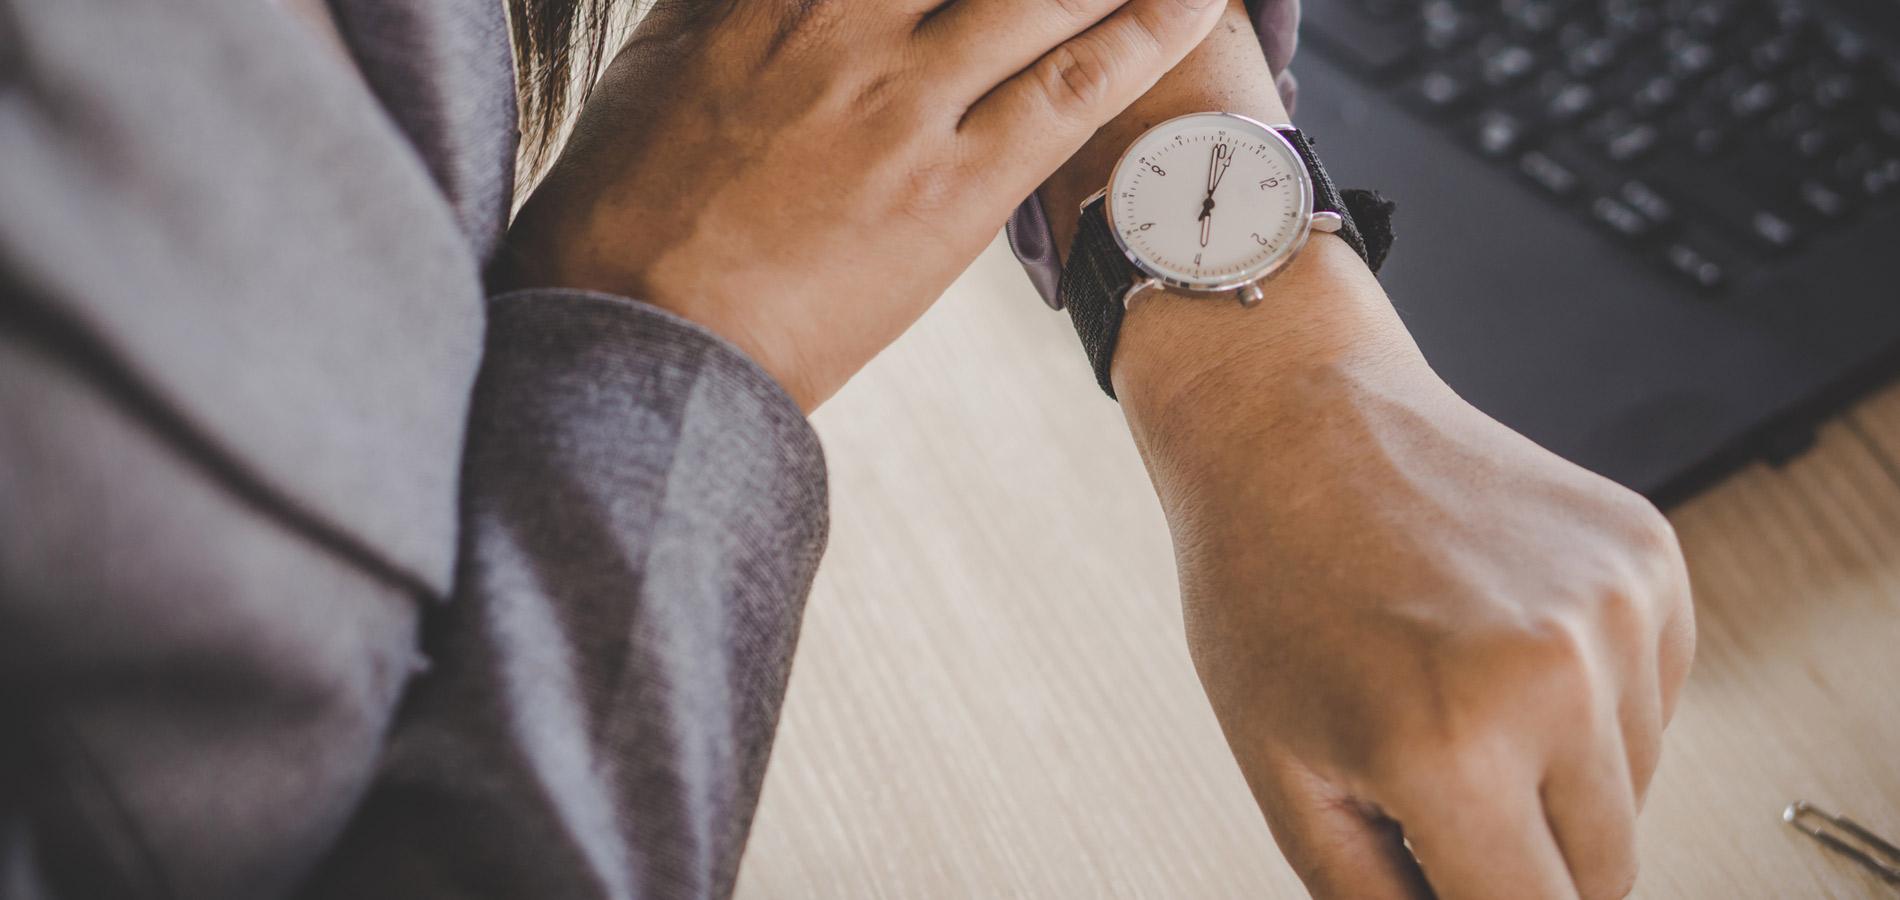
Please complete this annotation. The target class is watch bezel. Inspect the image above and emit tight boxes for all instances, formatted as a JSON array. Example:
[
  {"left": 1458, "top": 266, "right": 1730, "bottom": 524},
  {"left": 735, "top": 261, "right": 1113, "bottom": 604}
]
[{"left": 1100, "top": 112, "right": 1316, "bottom": 294}]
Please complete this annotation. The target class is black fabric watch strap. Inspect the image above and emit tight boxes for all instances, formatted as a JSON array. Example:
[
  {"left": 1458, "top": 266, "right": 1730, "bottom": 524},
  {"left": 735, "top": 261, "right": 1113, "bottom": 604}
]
[{"left": 1058, "top": 126, "right": 1394, "bottom": 400}]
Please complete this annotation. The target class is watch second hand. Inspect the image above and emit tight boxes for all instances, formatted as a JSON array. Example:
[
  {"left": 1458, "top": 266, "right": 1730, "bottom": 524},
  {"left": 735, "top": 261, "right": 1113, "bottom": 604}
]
[{"left": 1199, "top": 143, "right": 1230, "bottom": 248}]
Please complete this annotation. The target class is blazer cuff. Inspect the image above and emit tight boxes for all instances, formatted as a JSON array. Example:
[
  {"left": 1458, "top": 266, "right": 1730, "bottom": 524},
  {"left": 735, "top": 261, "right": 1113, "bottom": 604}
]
[{"left": 480, "top": 288, "right": 826, "bottom": 519}]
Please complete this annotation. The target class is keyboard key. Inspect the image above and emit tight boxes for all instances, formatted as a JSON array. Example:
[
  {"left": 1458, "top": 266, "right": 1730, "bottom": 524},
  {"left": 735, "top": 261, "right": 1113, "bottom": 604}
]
[
  {"left": 1662, "top": 234, "right": 1733, "bottom": 291},
  {"left": 1729, "top": 79, "right": 1779, "bottom": 118},
  {"left": 1792, "top": 124, "right": 1843, "bottom": 161},
  {"left": 1502, "top": 0, "right": 1564, "bottom": 37},
  {"left": 1473, "top": 110, "right": 1532, "bottom": 157},
  {"left": 1549, "top": 81, "right": 1599, "bottom": 122},
  {"left": 1748, "top": 33, "right": 1802, "bottom": 74},
  {"left": 1632, "top": 75, "right": 1683, "bottom": 116},
  {"left": 1811, "top": 70, "right": 1859, "bottom": 110},
  {"left": 1666, "top": 100, "right": 1735, "bottom": 156},
  {"left": 1797, "top": 180, "right": 1850, "bottom": 219},
  {"left": 1749, "top": 209, "right": 1801, "bottom": 250},
  {"left": 1520, "top": 150, "right": 1581, "bottom": 196},
  {"left": 1820, "top": 21, "right": 1871, "bottom": 66},
  {"left": 1683, "top": 0, "right": 1740, "bottom": 35},
  {"left": 1618, "top": 179, "right": 1677, "bottom": 226},
  {"left": 1483, "top": 43, "right": 1540, "bottom": 87},
  {"left": 1421, "top": 0, "right": 1480, "bottom": 53},
  {"left": 1412, "top": 69, "right": 1476, "bottom": 113},
  {"left": 1591, "top": 195, "right": 1655, "bottom": 239},
  {"left": 1606, "top": 123, "right": 1661, "bottom": 163},
  {"left": 1664, "top": 32, "right": 1718, "bottom": 78},
  {"left": 1566, "top": 37, "right": 1621, "bottom": 79},
  {"left": 1603, "top": 0, "right": 1660, "bottom": 37}
]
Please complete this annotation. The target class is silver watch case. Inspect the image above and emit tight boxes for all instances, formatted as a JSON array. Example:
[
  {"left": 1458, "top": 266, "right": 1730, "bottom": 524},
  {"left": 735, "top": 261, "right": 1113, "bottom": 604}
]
[{"left": 1082, "top": 112, "right": 1341, "bottom": 309}]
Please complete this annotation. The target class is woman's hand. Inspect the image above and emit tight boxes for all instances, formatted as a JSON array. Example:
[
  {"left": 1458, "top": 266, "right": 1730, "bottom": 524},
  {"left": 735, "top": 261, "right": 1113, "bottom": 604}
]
[
  {"left": 495, "top": 0, "right": 1228, "bottom": 409},
  {"left": 1116, "top": 241, "right": 1697, "bottom": 900},
  {"left": 1023, "top": 5, "right": 1695, "bottom": 894}
]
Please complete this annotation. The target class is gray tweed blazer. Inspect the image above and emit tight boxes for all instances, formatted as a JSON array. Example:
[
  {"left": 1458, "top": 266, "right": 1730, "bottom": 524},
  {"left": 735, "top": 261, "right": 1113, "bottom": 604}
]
[{"left": 0, "top": 0, "right": 828, "bottom": 898}]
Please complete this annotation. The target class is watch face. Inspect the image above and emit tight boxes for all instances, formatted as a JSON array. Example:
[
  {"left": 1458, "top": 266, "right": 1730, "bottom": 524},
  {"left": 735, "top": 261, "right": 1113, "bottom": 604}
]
[{"left": 1105, "top": 113, "right": 1314, "bottom": 291}]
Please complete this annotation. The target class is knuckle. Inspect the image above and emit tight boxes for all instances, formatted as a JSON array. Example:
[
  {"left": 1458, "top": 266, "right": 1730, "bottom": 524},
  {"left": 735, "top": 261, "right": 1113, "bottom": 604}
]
[
  {"left": 1368, "top": 695, "right": 1516, "bottom": 798},
  {"left": 1597, "top": 494, "right": 1689, "bottom": 641},
  {"left": 1045, "top": 0, "right": 1101, "bottom": 27},
  {"left": 1039, "top": 41, "right": 1116, "bottom": 115},
  {"left": 1626, "top": 497, "right": 1683, "bottom": 563},
  {"left": 1379, "top": 726, "right": 1515, "bottom": 808},
  {"left": 1522, "top": 614, "right": 1601, "bottom": 705},
  {"left": 1120, "top": 0, "right": 1176, "bottom": 58},
  {"left": 1603, "top": 490, "right": 1686, "bottom": 584},
  {"left": 1592, "top": 580, "right": 1650, "bottom": 650}
]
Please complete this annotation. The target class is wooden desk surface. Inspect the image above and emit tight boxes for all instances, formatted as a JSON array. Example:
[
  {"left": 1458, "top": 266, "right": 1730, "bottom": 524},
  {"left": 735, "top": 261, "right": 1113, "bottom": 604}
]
[{"left": 733, "top": 238, "right": 1900, "bottom": 899}]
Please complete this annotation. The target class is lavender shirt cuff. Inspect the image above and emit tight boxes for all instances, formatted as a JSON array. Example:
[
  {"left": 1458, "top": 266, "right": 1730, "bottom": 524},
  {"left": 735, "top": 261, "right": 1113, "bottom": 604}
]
[{"left": 1005, "top": 0, "right": 1302, "bottom": 308}]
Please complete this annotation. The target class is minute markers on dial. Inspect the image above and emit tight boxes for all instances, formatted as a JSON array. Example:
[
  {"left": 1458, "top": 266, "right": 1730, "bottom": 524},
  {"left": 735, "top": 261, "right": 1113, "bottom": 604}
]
[{"left": 1109, "top": 115, "right": 1309, "bottom": 288}]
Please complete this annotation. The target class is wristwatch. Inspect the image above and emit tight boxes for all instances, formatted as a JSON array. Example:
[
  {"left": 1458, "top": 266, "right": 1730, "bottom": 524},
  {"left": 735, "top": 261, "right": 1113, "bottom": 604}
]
[{"left": 1058, "top": 112, "right": 1395, "bottom": 398}]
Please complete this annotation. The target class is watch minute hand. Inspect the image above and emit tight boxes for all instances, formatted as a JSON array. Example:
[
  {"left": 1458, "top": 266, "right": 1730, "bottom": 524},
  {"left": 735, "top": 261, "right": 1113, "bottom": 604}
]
[{"left": 1210, "top": 143, "right": 1233, "bottom": 192}]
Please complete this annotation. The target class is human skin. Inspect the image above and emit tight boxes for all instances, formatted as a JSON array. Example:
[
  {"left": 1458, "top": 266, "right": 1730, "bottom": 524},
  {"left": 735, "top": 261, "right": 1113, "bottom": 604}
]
[
  {"left": 495, "top": 0, "right": 1230, "bottom": 410},
  {"left": 1036, "top": 3, "right": 1696, "bottom": 898},
  {"left": 500, "top": 0, "right": 1697, "bottom": 895}
]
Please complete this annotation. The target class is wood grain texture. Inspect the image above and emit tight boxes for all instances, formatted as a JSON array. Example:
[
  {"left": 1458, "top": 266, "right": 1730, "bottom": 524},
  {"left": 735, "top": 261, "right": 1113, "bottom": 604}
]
[{"left": 732, "top": 237, "right": 1900, "bottom": 898}]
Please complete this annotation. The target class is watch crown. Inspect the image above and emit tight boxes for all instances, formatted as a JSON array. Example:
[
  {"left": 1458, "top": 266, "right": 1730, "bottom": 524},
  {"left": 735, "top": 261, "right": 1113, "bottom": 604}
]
[{"left": 1237, "top": 283, "right": 1265, "bottom": 308}]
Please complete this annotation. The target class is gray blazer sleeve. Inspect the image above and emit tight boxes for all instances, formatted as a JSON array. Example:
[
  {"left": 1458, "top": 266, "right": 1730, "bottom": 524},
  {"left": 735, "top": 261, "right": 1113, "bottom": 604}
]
[
  {"left": 0, "top": 287, "right": 826, "bottom": 900},
  {"left": 298, "top": 291, "right": 829, "bottom": 900}
]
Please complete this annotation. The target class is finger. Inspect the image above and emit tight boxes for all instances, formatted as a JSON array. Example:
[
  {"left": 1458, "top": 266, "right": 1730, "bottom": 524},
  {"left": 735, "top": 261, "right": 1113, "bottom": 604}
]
[
  {"left": 918, "top": 0, "right": 1153, "bottom": 98},
  {"left": 1383, "top": 762, "right": 1579, "bottom": 900},
  {"left": 1619, "top": 664, "right": 1664, "bottom": 807},
  {"left": 1656, "top": 576, "right": 1696, "bottom": 725},
  {"left": 955, "top": 0, "right": 1225, "bottom": 196},
  {"left": 1255, "top": 756, "right": 1432, "bottom": 900},
  {"left": 1542, "top": 718, "right": 1642, "bottom": 900}
]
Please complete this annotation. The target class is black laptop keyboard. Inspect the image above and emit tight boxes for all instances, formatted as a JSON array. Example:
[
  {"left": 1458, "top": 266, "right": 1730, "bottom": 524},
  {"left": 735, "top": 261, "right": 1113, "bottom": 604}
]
[{"left": 1302, "top": 0, "right": 1900, "bottom": 292}]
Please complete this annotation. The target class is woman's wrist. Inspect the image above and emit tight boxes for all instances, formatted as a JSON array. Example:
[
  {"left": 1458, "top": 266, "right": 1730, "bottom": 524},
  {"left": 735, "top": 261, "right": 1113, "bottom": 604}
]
[
  {"left": 1032, "top": 0, "right": 1442, "bottom": 451},
  {"left": 1110, "top": 235, "right": 1444, "bottom": 473}
]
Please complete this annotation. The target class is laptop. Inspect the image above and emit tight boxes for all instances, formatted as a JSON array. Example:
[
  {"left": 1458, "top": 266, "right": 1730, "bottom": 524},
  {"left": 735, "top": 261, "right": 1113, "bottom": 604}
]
[{"left": 1291, "top": 0, "right": 1900, "bottom": 503}]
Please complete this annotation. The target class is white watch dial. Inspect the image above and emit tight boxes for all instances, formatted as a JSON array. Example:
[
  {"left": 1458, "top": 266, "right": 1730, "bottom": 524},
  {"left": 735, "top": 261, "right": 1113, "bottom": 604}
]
[{"left": 1106, "top": 113, "right": 1313, "bottom": 291}]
